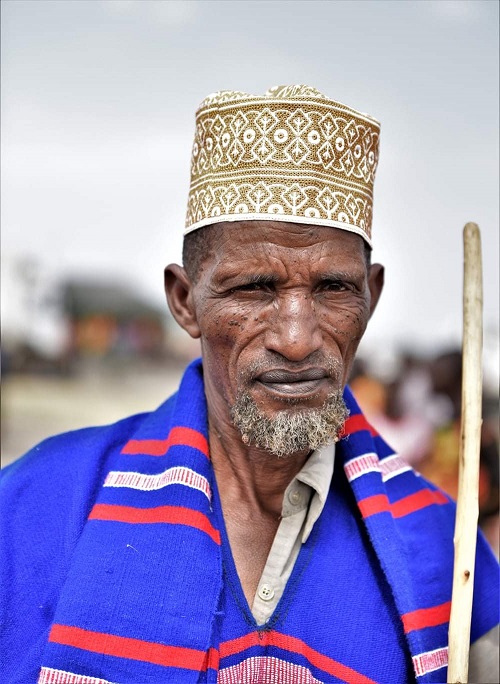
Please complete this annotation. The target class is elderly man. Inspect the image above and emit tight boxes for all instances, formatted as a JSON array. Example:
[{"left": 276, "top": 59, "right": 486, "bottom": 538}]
[{"left": 1, "top": 86, "right": 498, "bottom": 684}]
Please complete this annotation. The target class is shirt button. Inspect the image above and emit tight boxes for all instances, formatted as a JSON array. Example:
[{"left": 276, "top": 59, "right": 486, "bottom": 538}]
[
  {"left": 288, "top": 489, "right": 302, "bottom": 506},
  {"left": 258, "top": 583, "right": 275, "bottom": 601}
]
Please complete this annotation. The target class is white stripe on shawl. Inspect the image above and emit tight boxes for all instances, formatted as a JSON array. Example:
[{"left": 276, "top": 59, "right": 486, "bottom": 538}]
[
  {"left": 104, "top": 465, "right": 211, "bottom": 501},
  {"left": 412, "top": 646, "right": 448, "bottom": 677},
  {"left": 344, "top": 452, "right": 412, "bottom": 483},
  {"left": 218, "top": 656, "right": 323, "bottom": 684},
  {"left": 38, "top": 667, "right": 114, "bottom": 684}
]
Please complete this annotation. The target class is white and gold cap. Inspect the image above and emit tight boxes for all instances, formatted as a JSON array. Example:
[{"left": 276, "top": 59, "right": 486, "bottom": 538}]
[{"left": 185, "top": 85, "right": 380, "bottom": 245}]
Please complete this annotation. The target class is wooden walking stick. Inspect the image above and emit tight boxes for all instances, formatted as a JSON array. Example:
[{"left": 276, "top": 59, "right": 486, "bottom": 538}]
[{"left": 447, "top": 223, "right": 483, "bottom": 684}]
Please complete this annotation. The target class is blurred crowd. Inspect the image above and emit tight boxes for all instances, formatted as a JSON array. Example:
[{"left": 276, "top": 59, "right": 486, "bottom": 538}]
[{"left": 350, "top": 350, "right": 499, "bottom": 557}]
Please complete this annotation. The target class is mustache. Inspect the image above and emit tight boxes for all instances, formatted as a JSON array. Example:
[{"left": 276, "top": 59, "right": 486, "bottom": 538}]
[{"left": 241, "top": 352, "right": 343, "bottom": 383}]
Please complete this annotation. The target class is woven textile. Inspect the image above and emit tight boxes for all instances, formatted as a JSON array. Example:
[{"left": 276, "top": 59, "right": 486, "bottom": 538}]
[
  {"left": 185, "top": 85, "right": 380, "bottom": 244},
  {"left": 1, "top": 359, "right": 498, "bottom": 683}
]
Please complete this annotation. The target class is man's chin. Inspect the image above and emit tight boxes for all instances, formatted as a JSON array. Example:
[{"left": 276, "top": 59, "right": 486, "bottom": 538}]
[{"left": 230, "top": 390, "right": 349, "bottom": 459}]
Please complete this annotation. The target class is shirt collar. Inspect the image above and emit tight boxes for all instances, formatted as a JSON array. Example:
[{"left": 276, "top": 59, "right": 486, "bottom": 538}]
[{"left": 283, "top": 441, "right": 336, "bottom": 543}]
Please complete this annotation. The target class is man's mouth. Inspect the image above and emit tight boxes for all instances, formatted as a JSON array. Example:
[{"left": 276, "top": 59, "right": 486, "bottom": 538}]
[{"left": 256, "top": 368, "right": 329, "bottom": 396}]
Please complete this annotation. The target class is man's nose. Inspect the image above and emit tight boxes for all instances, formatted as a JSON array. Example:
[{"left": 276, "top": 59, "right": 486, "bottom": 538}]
[{"left": 264, "top": 292, "right": 323, "bottom": 362}]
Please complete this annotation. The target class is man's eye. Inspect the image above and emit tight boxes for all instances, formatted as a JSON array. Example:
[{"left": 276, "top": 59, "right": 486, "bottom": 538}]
[
  {"left": 231, "top": 281, "right": 271, "bottom": 293},
  {"left": 240, "top": 282, "right": 263, "bottom": 291},
  {"left": 321, "top": 280, "right": 348, "bottom": 292},
  {"left": 231, "top": 280, "right": 272, "bottom": 292}
]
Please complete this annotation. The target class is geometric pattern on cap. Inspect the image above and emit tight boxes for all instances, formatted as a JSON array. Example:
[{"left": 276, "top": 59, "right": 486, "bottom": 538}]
[{"left": 185, "top": 85, "right": 380, "bottom": 245}]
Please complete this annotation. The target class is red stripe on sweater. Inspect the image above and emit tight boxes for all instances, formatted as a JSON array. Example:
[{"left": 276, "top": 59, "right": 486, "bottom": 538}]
[
  {"left": 358, "top": 489, "right": 449, "bottom": 520},
  {"left": 219, "top": 631, "right": 259, "bottom": 658},
  {"left": 219, "top": 631, "right": 377, "bottom": 684},
  {"left": 402, "top": 601, "right": 451, "bottom": 634},
  {"left": 122, "top": 426, "right": 209, "bottom": 457},
  {"left": 358, "top": 494, "right": 391, "bottom": 518},
  {"left": 340, "top": 414, "right": 378, "bottom": 438},
  {"left": 49, "top": 624, "right": 211, "bottom": 671},
  {"left": 88, "top": 503, "right": 221, "bottom": 544},
  {"left": 391, "top": 489, "right": 449, "bottom": 518}
]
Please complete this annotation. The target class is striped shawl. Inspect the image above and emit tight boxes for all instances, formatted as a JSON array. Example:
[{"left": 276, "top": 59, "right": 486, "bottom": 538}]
[{"left": 2, "top": 358, "right": 498, "bottom": 683}]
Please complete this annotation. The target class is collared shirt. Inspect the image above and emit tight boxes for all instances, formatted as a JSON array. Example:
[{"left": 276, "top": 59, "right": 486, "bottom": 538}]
[{"left": 251, "top": 441, "right": 335, "bottom": 625}]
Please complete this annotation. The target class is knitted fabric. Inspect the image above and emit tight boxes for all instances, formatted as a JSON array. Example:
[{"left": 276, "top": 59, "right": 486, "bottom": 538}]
[{"left": 1, "top": 359, "right": 498, "bottom": 683}]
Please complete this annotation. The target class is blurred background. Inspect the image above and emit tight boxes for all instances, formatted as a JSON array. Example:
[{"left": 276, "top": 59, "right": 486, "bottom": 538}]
[{"left": 1, "top": 1, "right": 498, "bottom": 553}]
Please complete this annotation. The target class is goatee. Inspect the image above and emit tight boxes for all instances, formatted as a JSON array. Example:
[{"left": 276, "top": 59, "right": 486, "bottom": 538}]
[{"left": 230, "top": 391, "right": 349, "bottom": 458}]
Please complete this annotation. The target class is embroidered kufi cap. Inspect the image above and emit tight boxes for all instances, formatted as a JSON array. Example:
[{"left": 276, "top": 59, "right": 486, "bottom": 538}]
[{"left": 185, "top": 85, "right": 380, "bottom": 245}]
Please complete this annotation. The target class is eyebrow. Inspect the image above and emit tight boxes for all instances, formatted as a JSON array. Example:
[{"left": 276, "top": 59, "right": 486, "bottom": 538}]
[
  {"left": 317, "top": 269, "right": 365, "bottom": 281},
  {"left": 217, "top": 272, "right": 279, "bottom": 287}
]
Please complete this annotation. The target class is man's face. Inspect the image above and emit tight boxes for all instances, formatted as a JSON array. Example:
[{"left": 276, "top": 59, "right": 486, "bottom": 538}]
[{"left": 167, "top": 220, "right": 383, "bottom": 449}]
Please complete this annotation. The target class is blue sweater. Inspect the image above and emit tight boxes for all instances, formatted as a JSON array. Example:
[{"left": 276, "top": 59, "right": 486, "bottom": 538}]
[{"left": 1, "top": 359, "right": 498, "bottom": 683}]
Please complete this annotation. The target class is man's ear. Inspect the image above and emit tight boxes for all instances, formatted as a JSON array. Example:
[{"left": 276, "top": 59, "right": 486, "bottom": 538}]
[
  {"left": 368, "top": 263, "right": 384, "bottom": 318},
  {"left": 164, "top": 264, "right": 201, "bottom": 339}
]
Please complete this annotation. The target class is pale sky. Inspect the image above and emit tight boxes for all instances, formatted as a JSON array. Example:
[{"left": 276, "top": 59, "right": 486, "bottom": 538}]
[{"left": 2, "top": 0, "right": 499, "bottom": 354}]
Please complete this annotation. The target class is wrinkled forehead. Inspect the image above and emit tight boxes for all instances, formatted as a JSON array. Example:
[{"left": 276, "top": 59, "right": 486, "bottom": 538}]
[
  {"left": 204, "top": 220, "right": 369, "bottom": 274},
  {"left": 215, "top": 219, "right": 366, "bottom": 252}
]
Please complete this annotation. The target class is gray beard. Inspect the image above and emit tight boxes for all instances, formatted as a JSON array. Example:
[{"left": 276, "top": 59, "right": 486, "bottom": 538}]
[{"left": 230, "top": 391, "right": 349, "bottom": 458}]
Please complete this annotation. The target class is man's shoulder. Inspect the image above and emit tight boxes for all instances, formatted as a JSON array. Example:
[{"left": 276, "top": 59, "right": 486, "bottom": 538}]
[
  {"left": 0, "top": 393, "right": 181, "bottom": 678},
  {"left": 3, "top": 391, "right": 178, "bottom": 471},
  {"left": 1, "top": 412, "right": 147, "bottom": 488},
  {"left": 0, "top": 392, "right": 178, "bottom": 515}
]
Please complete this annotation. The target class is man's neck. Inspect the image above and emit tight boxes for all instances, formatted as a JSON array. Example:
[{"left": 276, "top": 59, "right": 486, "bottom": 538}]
[{"left": 208, "top": 416, "right": 309, "bottom": 519}]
